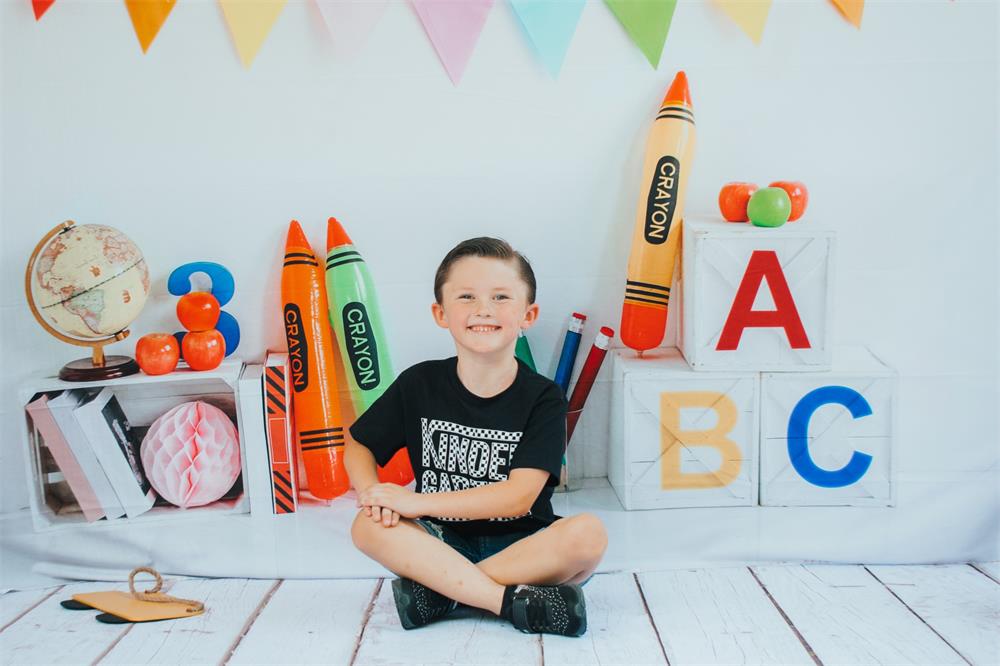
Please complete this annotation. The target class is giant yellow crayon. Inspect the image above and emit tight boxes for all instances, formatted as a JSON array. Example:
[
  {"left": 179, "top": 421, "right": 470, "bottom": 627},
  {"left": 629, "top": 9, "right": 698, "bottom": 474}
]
[
  {"left": 281, "top": 220, "right": 349, "bottom": 499},
  {"left": 621, "top": 71, "right": 696, "bottom": 353}
]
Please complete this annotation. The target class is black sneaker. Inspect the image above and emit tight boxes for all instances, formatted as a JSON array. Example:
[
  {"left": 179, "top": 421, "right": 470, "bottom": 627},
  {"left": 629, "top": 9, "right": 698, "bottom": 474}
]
[
  {"left": 391, "top": 577, "right": 458, "bottom": 630},
  {"left": 509, "top": 584, "right": 587, "bottom": 636}
]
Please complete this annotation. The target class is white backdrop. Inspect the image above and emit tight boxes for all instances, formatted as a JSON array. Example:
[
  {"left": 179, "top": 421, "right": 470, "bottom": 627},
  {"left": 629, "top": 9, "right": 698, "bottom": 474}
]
[{"left": 1, "top": 0, "right": 997, "bottom": 563}]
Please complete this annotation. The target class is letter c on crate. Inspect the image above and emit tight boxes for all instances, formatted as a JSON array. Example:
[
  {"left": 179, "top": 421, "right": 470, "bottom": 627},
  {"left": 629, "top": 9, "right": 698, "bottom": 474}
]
[{"left": 787, "top": 386, "right": 873, "bottom": 488}]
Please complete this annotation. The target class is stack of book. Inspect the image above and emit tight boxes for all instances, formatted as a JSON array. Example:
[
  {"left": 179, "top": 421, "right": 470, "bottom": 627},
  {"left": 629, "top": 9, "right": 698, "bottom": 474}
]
[
  {"left": 26, "top": 388, "right": 157, "bottom": 522},
  {"left": 238, "top": 354, "right": 300, "bottom": 516}
]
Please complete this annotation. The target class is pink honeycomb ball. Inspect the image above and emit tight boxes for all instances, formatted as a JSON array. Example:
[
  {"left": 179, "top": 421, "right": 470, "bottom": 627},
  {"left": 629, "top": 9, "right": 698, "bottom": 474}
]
[{"left": 140, "top": 401, "right": 241, "bottom": 508}]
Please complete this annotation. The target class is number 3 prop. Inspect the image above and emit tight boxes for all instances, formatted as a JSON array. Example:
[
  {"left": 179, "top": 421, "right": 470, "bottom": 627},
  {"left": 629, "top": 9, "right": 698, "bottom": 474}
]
[{"left": 168, "top": 262, "right": 241, "bottom": 357}]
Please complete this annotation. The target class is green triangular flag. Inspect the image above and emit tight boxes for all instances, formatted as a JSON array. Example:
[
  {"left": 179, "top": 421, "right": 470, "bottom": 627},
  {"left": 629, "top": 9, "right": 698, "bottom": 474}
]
[{"left": 605, "top": 0, "right": 677, "bottom": 68}]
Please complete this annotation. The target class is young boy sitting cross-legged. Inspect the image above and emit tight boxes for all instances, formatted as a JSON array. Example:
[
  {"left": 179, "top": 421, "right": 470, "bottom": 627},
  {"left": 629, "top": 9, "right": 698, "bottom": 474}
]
[{"left": 346, "top": 237, "right": 607, "bottom": 637}]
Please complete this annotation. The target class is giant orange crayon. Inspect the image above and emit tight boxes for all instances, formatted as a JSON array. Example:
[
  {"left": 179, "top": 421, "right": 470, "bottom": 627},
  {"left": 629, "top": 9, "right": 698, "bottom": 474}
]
[
  {"left": 281, "top": 220, "right": 349, "bottom": 499},
  {"left": 620, "top": 71, "right": 696, "bottom": 353}
]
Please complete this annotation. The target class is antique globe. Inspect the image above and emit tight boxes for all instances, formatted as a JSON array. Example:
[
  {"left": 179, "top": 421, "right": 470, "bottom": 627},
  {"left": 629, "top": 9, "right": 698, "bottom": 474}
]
[{"left": 25, "top": 221, "right": 150, "bottom": 380}]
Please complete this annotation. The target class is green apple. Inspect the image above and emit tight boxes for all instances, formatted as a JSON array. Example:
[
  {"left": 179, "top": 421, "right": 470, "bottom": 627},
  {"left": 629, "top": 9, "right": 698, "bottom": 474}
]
[{"left": 747, "top": 187, "right": 792, "bottom": 228}]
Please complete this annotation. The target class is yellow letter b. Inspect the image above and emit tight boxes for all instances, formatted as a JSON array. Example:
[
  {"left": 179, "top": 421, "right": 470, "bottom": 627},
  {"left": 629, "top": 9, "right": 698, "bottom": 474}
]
[{"left": 660, "top": 392, "right": 742, "bottom": 490}]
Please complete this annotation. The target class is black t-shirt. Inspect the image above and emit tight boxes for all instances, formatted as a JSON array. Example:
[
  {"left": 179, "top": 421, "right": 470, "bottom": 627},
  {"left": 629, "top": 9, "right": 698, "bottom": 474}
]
[{"left": 349, "top": 357, "right": 567, "bottom": 536}]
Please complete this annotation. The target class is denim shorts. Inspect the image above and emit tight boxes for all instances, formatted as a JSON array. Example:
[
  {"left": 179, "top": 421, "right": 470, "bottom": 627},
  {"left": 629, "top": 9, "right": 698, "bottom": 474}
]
[
  {"left": 413, "top": 518, "right": 542, "bottom": 564},
  {"left": 414, "top": 518, "right": 594, "bottom": 587}
]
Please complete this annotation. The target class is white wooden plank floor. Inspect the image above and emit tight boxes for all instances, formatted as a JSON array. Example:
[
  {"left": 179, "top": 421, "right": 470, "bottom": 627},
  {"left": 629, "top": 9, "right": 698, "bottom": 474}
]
[{"left": 1, "top": 564, "right": 996, "bottom": 666}]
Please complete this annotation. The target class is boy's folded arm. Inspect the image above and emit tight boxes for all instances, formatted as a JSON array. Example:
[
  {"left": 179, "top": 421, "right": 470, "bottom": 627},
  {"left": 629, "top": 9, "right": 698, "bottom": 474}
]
[
  {"left": 416, "top": 468, "right": 549, "bottom": 520},
  {"left": 343, "top": 439, "right": 381, "bottom": 494}
]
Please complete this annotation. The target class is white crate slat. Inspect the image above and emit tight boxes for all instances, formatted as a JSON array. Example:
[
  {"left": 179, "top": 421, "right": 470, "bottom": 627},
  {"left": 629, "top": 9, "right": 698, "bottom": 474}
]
[
  {"left": 867, "top": 564, "right": 1000, "bottom": 665},
  {"left": 0, "top": 581, "right": 131, "bottom": 665},
  {"left": 753, "top": 565, "right": 965, "bottom": 665},
  {"left": 100, "top": 578, "right": 275, "bottom": 665},
  {"left": 353, "top": 580, "right": 540, "bottom": 665},
  {"left": 235, "top": 364, "right": 273, "bottom": 517},
  {"left": 542, "top": 573, "right": 665, "bottom": 665},
  {"left": 609, "top": 348, "right": 759, "bottom": 510},
  {"left": 638, "top": 567, "right": 814, "bottom": 665},
  {"left": 680, "top": 216, "right": 834, "bottom": 371},
  {"left": 760, "top": 346, "right": 896, "bottom": 507},
  {"left": 0, "top": 587, "right": 60, "bottom": 631},
  {"left": 228, "top": 578, "right": 378, "bottom": 665},
  {"left": 16, "top": 359, "right": 244, "bottom": 405}
]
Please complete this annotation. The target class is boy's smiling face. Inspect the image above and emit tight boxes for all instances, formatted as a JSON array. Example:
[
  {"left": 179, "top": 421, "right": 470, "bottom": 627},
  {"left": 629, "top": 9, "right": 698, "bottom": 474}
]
[{"left": 432, "top": 255, "right": 539, "bottom": 360}]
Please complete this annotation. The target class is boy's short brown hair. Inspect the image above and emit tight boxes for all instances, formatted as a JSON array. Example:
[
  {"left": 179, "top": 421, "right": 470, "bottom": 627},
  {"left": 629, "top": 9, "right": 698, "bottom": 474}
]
[{"left": 434, "top": 237, "right": 537, "bottom": 304}]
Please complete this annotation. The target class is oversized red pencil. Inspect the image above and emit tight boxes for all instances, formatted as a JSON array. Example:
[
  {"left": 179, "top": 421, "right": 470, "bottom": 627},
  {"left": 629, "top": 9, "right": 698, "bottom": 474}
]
[
  {"left": 281, "top": 220, "right": 349, "bottom": 500},
  {"left": 620, "top": 71, "right": 696, "bottom": 353},
  {"left": 566, "top": 326, "right": 614, "bottom": 444}
]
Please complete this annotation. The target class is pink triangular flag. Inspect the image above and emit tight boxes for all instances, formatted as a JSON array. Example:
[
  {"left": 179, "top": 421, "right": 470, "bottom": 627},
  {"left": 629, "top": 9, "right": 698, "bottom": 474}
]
[
  {"left": 410, "top": 0, "right": 494, "bottom": 84},
  {"left": 315, "top": 0, "right": 388, "bottom": 59}
]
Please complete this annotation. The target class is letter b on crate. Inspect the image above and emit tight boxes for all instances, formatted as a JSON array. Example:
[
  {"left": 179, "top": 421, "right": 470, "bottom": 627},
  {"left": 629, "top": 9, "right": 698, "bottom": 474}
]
[
  {"left": 609, "top": 348, "right": 760, "bottom": 509},
  {"left": 679, "top": 217, "right": 834, "bottom": 371}
]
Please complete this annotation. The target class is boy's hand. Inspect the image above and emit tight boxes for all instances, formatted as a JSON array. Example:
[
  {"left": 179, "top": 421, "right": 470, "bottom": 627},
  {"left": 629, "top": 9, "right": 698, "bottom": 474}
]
[
  {"left": 359, "top": 483, "right": 424, "bottom": 519},
  {"left": 356, "top": 496, "right": 400, "bottom": 528}
]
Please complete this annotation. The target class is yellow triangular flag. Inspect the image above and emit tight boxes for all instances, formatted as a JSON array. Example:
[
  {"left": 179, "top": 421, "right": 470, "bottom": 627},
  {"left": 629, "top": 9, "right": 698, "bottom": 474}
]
[
  {"left": 715, "top": 0, "right": 772, "bottom": 45},
  {"left": 830, "top": 0, "right": 863, "bottom": 28},
  {"left": 124, "top": 0, "right": 177, "bottom": 53},
  {"left": 219, "top": 0, "right": 287, "bottom": 68}
]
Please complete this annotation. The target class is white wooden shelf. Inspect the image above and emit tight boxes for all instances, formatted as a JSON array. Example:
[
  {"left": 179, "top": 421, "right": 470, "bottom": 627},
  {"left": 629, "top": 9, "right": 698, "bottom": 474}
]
[{"left": 18, "top": 359, "right": 251, "bottom": 531}]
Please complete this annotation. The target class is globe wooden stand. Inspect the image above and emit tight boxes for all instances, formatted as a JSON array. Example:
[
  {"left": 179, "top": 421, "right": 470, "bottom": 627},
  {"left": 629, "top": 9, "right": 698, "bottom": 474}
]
[
  {"left": 25, "top": 221, "right": 142, "bottom": 382},
  {"left": 58, "top": 352, "right": 140, "bottom": 382}
]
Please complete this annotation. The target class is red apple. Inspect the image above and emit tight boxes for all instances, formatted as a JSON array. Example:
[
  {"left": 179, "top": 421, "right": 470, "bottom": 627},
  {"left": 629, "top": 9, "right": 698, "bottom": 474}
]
[
  {"left": 136, "top": 333, "right": 180, "bottom": 376},
  {"left": 718, "top": 182, "right": 758, "bottom": 222},
  {"left": 182, "top": 329, "right": 225, "bottom": 371},
  {"left": 176, "top": 292, "right": 221, "bottom": 331},
  {"left": 768, "top": 181, "right": 809, "bottom": 221}
]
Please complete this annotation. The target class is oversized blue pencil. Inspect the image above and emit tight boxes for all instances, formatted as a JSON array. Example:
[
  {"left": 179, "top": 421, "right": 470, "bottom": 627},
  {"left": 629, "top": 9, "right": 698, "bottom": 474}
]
[{"left": 553, "top": 313, "right": 586, "bottom": 395}]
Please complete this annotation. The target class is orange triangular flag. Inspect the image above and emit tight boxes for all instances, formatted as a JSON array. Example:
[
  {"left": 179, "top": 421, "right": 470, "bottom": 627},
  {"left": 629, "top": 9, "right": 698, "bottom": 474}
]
[
  {"left": 219, "top": 0, "right": 287, "bottom": 68},
  {"left": 830, "top": 0, "right": 863, "bottom": 28},
  {"left": 124, "top": 0, "right": 177, "bottom": 53},
  {"left": 32, "top": 0, "right": 55, "bottom": 20}
]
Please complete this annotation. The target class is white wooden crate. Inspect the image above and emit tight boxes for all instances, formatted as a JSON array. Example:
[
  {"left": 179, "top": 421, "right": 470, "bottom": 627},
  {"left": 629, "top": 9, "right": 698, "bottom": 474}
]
[
  {"left": 609, "top": 347, "right": 759, "bottom": 510},
  {"left": 760, "top": 346, "right": 897, "bottom": 507},
  {"left": 17, "top": 359, "right": 255, "bottom": 531},
  {"left": 679, "top": 216, "right": 835, "bottom": 371}
]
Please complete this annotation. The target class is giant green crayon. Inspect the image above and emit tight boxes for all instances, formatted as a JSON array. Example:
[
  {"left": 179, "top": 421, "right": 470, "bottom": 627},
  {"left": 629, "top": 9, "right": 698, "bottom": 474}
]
[{"left": 325, "top": 217, "right": 413, "bottom": 485}]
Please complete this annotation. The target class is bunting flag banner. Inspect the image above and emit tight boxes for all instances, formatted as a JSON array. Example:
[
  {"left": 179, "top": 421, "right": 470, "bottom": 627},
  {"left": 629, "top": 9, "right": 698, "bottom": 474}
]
[
  {"left": 410, "top": 0, "right": 494, "bottom": 84},
  {"left": 509, "top": 0, "right": 585, "bottom": 77},
  {"left": 219, "top": 0, "right": 287, "bottom": 68},
  {"left": 715, "top": 0, "right": 772, "bottom": 44},
  {"left": 31, "top": 0, "right": 55, "bottom": 20},
  {"left": 125, "top": 0, "right": 177, "bottom": 53},
  {"left": 604, "top": 0, "right": 676, "bottom": 69},
  {"left": 830, "top": 0, "right": 863, "bottom": 28},
  {"left": 315, "top": 0, "right": 388, "bottom": 59}
]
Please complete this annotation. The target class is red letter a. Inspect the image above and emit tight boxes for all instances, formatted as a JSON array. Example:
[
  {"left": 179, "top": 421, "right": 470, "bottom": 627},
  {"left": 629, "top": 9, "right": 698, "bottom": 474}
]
[{"left": 716, "top": 250, "right": 810, "bottom": 351}]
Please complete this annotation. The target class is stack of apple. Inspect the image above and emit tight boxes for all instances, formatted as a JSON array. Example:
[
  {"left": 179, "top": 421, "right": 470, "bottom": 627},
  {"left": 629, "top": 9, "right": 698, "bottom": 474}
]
[
  {"left": 136, "top": 292, "right": 226, "bottom": 375},
  {"left": 718, "top": 181, "right": 808, "bottom": 228}
]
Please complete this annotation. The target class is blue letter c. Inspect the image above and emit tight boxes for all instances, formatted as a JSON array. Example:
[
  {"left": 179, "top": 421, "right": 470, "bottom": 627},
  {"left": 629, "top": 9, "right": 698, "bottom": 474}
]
[{"left": 787, "top": 386, "right": 873, "bottom": 488}]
